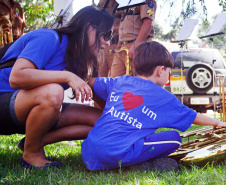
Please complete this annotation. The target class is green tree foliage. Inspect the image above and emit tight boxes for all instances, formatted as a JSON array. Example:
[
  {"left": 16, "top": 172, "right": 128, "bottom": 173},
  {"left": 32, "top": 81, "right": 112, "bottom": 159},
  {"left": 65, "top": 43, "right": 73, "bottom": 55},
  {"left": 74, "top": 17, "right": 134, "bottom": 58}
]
[
  {"left": 218, "top": 0, "right": 226, "bottom": 11},
  {"left": 198, "top": 19, "right": 226, "bottom": 57},
  {"left": 15, "top": 0, "right": 55, "bottom": 32},
  {"left": 156, "top": 0, "right": 225, "bottom": 49},
  {"left": 14, "top": 0, "right": 225, "bottom": 36},
  {"left": 154, "top": 23, "right": 179, "bottom": 41}
]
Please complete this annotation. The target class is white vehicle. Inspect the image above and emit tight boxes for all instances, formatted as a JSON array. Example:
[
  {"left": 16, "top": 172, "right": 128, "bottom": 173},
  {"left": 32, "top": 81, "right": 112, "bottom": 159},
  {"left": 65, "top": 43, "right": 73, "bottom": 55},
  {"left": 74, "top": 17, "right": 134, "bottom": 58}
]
[{"left": 165, "top": 48, "right": 226, "bottom": 113}]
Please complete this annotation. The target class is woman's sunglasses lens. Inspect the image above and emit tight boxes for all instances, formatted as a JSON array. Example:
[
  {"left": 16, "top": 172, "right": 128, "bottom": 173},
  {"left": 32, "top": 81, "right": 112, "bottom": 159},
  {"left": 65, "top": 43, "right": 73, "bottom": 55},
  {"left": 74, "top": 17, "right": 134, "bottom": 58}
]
[{"left": 104, "top": 30, "right": 113, "bottom": 41}]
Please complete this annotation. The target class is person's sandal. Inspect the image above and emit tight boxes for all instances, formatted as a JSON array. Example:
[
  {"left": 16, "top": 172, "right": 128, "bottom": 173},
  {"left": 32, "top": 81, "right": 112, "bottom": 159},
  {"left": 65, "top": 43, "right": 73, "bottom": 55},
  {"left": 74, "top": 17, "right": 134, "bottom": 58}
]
[
  {"left": 20, "top": 156, "right": 63, "bottom": 170},
  {"left": 18, "top": 137, "right": 57, "bottom": 161},
  {"left": 18, "top": 137, "right": 25, "bottom": 151}
]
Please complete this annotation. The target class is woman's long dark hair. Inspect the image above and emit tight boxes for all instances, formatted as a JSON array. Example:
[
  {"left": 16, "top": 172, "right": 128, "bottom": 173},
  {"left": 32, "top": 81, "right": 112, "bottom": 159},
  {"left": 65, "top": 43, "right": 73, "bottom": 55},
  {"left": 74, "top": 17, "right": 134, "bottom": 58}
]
[{"left": 54, "top": 6, "right": 114, "bottom": 81}]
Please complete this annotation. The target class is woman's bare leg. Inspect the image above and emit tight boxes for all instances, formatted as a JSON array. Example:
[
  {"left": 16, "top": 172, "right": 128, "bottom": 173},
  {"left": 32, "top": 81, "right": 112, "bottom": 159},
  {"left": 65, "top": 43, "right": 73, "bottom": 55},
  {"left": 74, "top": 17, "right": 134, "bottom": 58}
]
[
  {"left": 15, "top": 83, "right": 64, "bottom": 167},
  {"left": 40, "top": 104, "right": 102, "bottom": 147}
]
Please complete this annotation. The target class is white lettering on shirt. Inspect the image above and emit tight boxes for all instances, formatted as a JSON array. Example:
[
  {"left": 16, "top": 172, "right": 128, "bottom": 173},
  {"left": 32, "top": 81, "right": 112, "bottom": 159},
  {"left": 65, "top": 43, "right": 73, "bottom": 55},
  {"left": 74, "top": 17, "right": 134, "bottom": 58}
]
[
  {"left": 105, "top": 91, "right": 157, "bottom": 130},
  {"left": 105, "top": 106, "right": 143, "bottom": 129},
  {"left": 142, "top": 106, "right": 157, "bottom": 120},
  {"left": 110, "top": 92, "right": 119, "bottom": 102}
]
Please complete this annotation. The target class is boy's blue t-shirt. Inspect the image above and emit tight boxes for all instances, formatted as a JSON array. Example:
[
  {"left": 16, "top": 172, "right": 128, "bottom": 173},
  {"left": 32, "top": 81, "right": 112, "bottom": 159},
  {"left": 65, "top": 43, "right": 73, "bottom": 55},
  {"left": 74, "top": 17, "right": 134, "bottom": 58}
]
[
  {"left": 0, "top": 28, "right": 68, "bottom": 93},
  {"left": 81, "top": 75, "right": 197, "bottom": 170}
]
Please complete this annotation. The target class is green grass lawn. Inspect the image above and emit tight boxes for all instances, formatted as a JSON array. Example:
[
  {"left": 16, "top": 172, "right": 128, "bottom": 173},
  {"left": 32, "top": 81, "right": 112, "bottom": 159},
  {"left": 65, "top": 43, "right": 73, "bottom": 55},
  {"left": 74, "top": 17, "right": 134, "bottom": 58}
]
[
  {"left": 0, "top": 111, "right": 225, "bottom": 184},
  {"left": 1, "top": 133, "right": 226, "bottom": 185}
]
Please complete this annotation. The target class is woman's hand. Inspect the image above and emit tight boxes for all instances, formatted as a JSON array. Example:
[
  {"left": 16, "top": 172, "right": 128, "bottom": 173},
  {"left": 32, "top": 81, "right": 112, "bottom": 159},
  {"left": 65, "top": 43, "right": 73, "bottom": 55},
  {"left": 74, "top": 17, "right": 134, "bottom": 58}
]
[{"left": 67, "top": 73, "right": 93, "bottom": 102}]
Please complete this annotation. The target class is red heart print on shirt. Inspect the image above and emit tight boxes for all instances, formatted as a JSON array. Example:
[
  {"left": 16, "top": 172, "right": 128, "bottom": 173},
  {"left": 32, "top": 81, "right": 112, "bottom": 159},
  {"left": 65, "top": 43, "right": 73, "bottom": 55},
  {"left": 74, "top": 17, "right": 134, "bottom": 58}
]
[{"left": 122, "top": 92, "right": 144, "bottom": 111}]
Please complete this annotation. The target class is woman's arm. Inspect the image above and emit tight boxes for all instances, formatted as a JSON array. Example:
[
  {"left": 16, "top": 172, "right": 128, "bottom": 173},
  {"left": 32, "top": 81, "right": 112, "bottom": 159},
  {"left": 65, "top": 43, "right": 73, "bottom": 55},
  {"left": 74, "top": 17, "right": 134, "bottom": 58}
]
[
  {"left": 10, "top": 58, "right": 92, "bottom": 101},
  {"left": 88, "top": 78, "right": 96, "bottom": 89},
  {"left": 88, "top": 78, "right": 106, "bottom": 110},
  {"left": 193, "top": 113, "right": 226, "bottom": 128}
]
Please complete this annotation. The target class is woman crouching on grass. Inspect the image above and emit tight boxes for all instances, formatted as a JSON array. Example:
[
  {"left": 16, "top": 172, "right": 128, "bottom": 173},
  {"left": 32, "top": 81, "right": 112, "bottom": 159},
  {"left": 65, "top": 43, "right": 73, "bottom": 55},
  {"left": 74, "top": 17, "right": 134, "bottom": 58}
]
[{"left": 0, "top": 6, "right": 114, "bottom": 169}]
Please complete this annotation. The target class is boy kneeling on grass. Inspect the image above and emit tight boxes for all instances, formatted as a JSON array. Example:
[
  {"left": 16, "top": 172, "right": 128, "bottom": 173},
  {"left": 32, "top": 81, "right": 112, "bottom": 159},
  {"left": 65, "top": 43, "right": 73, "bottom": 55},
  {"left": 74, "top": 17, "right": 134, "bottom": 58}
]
[{"left": 81, "top": 41, "right": 226, "bottom": 172}]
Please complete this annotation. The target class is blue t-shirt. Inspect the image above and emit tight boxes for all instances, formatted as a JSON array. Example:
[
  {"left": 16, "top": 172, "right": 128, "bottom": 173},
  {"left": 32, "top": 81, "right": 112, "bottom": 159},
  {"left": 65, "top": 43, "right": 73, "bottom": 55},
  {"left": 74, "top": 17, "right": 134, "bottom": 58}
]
[
  {"left": 0, "top": 28, "right": 68, "bottom": 93},
  {"left": 81, "top": 75, "right": 197, "bottom": 170}
]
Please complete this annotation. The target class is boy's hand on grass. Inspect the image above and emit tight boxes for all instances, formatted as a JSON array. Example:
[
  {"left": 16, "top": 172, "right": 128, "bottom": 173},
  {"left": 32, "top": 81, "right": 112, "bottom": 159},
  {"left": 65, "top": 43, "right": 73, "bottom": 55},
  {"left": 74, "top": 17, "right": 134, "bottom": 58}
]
[{"left": 215, "top": 120, "right": 226, "bottom": 130}]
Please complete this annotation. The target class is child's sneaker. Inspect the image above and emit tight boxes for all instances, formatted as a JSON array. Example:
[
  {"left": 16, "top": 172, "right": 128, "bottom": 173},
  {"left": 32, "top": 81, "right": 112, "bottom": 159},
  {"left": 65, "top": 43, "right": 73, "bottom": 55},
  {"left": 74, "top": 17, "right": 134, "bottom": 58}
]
[{"left": 130, "top": 158, "right": 178, "bottom": 172}]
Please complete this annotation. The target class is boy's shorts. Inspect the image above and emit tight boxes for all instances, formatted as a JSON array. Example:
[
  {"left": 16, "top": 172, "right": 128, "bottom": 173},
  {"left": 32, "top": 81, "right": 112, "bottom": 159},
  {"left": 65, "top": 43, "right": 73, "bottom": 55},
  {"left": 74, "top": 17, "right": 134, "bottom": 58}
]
[
  {"left": 0, "top": 90, "right": 69, "bottom": 135},
  {"left": 122, "top": 130, "right": 182, "bottom": 167}
]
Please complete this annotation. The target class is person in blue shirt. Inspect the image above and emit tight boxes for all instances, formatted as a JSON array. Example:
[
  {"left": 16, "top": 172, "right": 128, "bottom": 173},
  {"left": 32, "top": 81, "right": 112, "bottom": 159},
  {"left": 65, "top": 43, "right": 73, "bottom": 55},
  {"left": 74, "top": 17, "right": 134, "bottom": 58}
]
[
  {"left": 82, "top": 41, "right": 226, "bottom": 171},
  {"left": 0, "top": 6, "right": 114, "bottom": 169}
]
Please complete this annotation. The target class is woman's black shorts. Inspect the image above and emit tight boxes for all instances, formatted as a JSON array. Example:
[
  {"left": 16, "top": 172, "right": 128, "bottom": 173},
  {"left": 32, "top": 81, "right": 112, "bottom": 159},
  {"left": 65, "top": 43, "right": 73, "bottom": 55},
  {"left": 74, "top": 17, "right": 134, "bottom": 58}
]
[
  {"left": 0, "top": 91, "right": 25, "bottom": 135},
  {"left": 0, "top": 90, "right": 70, "bottom": 135}
]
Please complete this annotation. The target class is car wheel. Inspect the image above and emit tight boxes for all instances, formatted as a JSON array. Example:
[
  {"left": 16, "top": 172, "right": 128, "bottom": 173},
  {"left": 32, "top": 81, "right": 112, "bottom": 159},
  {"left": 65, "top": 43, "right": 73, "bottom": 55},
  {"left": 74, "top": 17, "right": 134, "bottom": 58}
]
[{"left": 186, "top": 64, "right": 214, "bottom": 94}]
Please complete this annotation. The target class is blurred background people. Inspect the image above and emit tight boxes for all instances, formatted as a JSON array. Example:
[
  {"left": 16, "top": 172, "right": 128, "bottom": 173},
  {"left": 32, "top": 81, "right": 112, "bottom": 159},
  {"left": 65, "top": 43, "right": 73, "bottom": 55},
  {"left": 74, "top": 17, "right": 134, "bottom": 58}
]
[
  {"left": 0, "top": 0, "right": 26, "bottom": 47},
  {"left": 110, "top": 0, "right": 157, "bottom": 77},
  {"left": 97, "top": 0, "right": 119, "bottom": 77}
]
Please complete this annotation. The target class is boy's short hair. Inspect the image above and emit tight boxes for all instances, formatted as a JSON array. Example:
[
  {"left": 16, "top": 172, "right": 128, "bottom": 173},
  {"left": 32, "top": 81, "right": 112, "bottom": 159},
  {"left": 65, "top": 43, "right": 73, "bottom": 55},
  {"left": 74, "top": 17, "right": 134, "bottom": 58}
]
[{"left": 133, "top": 41, "right": 174, "bottom": 76}]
